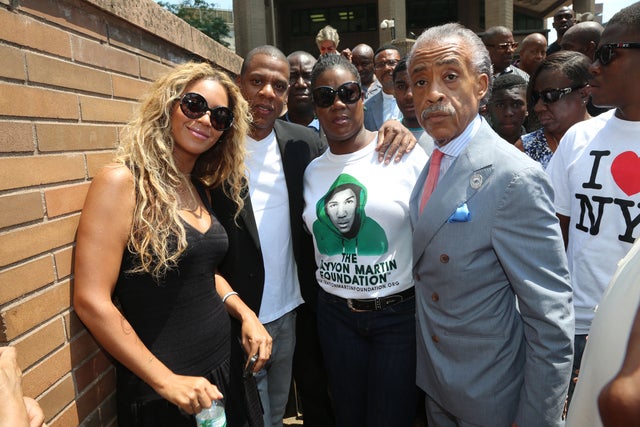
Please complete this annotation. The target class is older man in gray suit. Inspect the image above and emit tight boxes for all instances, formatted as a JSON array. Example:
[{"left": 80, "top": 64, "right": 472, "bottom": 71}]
[{"left": 408, "top": 23, "right": 574, "bottom": 427}]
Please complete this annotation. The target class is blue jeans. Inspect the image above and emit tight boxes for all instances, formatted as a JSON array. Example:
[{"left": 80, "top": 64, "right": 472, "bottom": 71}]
[
  {"left": 255, "top": 310, "right": 297, "bottom": 427},
  {"left": 566, "top": 334, "right": 587, "bottom": 411},
  {"left": 317, "top": 289, "right": 417, "bottom": 427}
]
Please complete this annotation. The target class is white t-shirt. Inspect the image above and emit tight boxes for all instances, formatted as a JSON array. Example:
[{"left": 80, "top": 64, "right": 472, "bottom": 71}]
[
  {"left": 302, "top": 133, "right": 428, "bottom": 299},
  {"left": 245, "top": 131, "right": 303, "bottom": 323},
  {"left": 546, "top": 109, "right": 640, "bottom": 334},
  {"left": 566, "top": 238, "right": 640, "bottom": 427}
]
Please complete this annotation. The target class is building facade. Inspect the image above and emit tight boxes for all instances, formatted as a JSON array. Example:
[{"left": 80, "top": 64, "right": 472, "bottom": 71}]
[{"left": 231, "top": 0, "right": 597, "bottom": 56}]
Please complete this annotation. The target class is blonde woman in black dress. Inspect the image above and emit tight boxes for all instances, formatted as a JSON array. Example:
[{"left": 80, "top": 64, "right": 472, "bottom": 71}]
[{"left": 74, "top": 62, "right": 270, "bottom": 427}]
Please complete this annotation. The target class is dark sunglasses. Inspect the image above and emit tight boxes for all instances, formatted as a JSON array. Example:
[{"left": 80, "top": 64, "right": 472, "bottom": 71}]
[
  {"left": 312, "top": 81, "right": 362, "bottom": 108},
  {"left": 594, "top": 42, "right": 640, "bottom": 66},
  {"left": 531, "top": 84, "right": 587, "bottom": 105},
  {"left": 485, "top": 42, "right": 518, "bottom": 51},
  {"left": 179, "top": 92, "right": 234, "bottom": 131}
]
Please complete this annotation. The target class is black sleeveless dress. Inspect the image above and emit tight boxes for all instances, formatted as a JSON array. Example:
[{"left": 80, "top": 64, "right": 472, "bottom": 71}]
[{"left": 113, "top": 183, "right": 245, "bottom": 427}]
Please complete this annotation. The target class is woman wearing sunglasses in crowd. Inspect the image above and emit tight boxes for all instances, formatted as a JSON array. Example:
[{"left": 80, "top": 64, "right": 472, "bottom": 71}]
[
  {"left": 515, "top": 50, "right": 592, "bottom": 168},
  {"left": 73, "top": 62, "right": 267, "bottom": 427},
  {"left": 302, "top": 54, "right": 427, "bottom": 427}
]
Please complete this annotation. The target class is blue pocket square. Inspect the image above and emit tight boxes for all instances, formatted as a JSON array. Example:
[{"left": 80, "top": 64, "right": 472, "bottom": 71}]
[{"left": 447, "top": 203, "right": 471, "bottom": 223}]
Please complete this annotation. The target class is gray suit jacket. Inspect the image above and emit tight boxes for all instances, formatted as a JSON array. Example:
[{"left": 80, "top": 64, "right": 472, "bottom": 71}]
[
  {"left": 411, "top": 119, "right": 574, "bottom": 427},
  {"left": 363, "top": 90, "right": 384, "bottom": 131}
]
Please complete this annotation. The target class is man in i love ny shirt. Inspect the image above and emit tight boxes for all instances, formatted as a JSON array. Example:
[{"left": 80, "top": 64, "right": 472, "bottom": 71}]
[{"left": 545, "top": 1, "right": 640, "bottom": 410}]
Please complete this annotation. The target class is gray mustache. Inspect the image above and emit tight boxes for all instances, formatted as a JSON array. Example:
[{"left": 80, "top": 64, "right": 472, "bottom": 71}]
[{"left": 420, "top": 105, "right": 455, "bottom": 120}]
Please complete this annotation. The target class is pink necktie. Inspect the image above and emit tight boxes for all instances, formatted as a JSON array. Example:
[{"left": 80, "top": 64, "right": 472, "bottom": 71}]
[{"left": 419, "top": 149, "right": 444, "bottom": 214}]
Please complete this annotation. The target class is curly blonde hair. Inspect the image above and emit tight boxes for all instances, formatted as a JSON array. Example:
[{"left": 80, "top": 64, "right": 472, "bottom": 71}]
[{"left": 116, "top": 61, "right": 250, "bottom": 279}]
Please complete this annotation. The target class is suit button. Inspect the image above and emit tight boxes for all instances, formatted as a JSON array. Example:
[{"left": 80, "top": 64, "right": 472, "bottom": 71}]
[
  {"left": 414, "top": 273, "right": 420, "bottom": 282},
  {"left": 439, "top": 254, "right": 449, "bottom": 263},
  {"left": 431, "top": 335, "right": 439, "bottom": 343},
  {"left": 431, "top": 292, "right": 439, "bottom": 302}
]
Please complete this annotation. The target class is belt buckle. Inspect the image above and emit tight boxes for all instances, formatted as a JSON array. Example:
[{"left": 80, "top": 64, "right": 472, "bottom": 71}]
[{"left": 347, "top": 298, "right": 368, "bottom": 312}]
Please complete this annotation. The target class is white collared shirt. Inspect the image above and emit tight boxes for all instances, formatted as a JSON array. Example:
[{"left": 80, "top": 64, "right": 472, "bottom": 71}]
[{"left": 434, "top": 114, "right": 483, "bottom": 182}]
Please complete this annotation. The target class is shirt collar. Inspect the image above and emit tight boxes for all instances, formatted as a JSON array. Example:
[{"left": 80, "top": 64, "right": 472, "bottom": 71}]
[{"left": 437, "top": 114, "right": 482, "bottom": 158}]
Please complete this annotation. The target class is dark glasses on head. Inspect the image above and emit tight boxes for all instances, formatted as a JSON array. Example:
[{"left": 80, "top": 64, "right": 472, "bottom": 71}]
[
  {"left": 179, "top": 92, "right": 234, "bottom": 131},
  {"left": 312, "top": 81, "right": 362, "bottom": 108},
  {"left": 531, "top": 84, "right": 586, "bottom": 105},
  {"left": 594, "top": 42, "right": 640, "bottom": 66}
]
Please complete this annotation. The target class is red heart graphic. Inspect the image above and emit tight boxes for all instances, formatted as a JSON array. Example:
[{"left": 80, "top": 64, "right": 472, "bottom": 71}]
[{"left": 611, "top": 151, "right": 640, "bottom": 196}]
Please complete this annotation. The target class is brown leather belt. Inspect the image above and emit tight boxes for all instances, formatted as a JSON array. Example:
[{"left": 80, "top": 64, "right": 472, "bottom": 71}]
[{"left": 342, "top": 287, "right": 415, "bottom": 312}]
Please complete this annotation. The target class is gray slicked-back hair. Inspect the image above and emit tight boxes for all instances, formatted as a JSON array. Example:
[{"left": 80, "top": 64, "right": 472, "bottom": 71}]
[{"left": 408, "top": 23, "right": 494, "bottom": 106}]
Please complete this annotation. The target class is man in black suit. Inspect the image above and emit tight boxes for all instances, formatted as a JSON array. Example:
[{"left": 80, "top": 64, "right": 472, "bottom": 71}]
[{"left": 211, "top": 45, "right": 414, "bottom": 427}]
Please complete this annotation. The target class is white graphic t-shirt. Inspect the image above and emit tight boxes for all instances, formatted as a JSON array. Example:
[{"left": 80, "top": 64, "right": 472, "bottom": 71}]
[
  {"left": 302, "top": 134, "right": 428, "bottom": 299},
  {"left": 546, "top": 109, "right": 640, "bottom": 334}
]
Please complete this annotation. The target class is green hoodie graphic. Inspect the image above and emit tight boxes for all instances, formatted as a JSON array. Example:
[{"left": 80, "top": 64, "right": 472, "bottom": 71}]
[{"left": 313, "top": 174, "right": 388, "bottom": 256}]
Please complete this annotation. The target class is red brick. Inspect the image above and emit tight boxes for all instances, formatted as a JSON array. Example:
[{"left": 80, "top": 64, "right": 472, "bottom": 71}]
[
  {"left": 44, "top": 182, "right": 90, "bottom": 218},
  {"left": 74, "top": 348, "right": 113, "bottom": 392},
  {"left": 112, "top": 73, "right": 151, "bottom": 101},
  {"left": 0, "top": 121, "right": 34, "bottom": 153},
  {"left": 0, "top": 281, "right": 71, "bottom": 341},
  {"left": 87, "top": 152, "right": 117, "bottom": 177},
  {"left": 36, "top": 123, "right": 119, "bottom": 152},
  {"left": 70, "top": 34, "right": 139, "bottom": 76},
  {"left": 0, "top": 8, "right": 71, "bottom": 58},
  {"left": 0, "top": 153, "right": 85, "bottom": 191},
  {"left": 139, "top": 56, "right": 173, "bottom": 82},
  {"left": 22, "top": 343, "right": 73, "bottom": 398},
  {"left": 26, "top": 52, "right": 112, "bottom": 95},
  {"left": 20, "top": 0, "right": 109, "bottom": 43},
  {"left": 64, "top": 310, "right": 86, "bottom": 341},
  {"left": 0, "top": 255, "right": 55, "bottom": 305},
  {"left": 69, "top": 330, "right": 100, "bottom": 367},
  {"left": 0, "top": 43, "right": 26, "bottom": 80},
  {"left": 192, "top": 31, "right": 242, "bottom": 74},
  {"left": 0, "top": 190, "right": 44, "bottom": 229},
  {"left": 0, "top": 83, "right": 79, "bottom": 120},
  {"left": 0, "top": 214, "right": 80, "bottom": 268},
  {"left": 79, "top": 95, "right": 138, "bottom": 123},
  {"left": 13, "top": 317, "right": 66, "bottom": 369},
  {"left": 47, "top": 401, "right": 80, "bottom": 427},
  {"left": 54, "top": 247, "right": 74, "bottom": 281},
  {"left": 37, "top": 374, "right": 76, "bottom": 425},
  {"left": 76, "top": 368, "right": 116, "bottom": 422}
]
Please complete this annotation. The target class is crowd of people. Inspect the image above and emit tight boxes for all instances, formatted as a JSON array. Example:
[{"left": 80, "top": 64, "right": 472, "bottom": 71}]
[{"left": 5, "top": 3, "right": 640, "bottom": 427}]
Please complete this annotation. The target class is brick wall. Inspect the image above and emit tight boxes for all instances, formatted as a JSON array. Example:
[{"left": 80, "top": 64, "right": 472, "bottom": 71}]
[{"left": 0, "top": 0, "right": 241, "bottom": 425}]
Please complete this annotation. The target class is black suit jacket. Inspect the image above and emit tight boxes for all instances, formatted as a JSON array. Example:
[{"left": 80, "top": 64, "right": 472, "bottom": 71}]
[{"left": 210, "top": 120, "right": 327, "bottom": 314}]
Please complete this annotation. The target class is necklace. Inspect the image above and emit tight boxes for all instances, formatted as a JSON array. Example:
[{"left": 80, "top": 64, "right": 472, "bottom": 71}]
[{"left": 176, "top": 178, "right": 202, "bottom": 217}]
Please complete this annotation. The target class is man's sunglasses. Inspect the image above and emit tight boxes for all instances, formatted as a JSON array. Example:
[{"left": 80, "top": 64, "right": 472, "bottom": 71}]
[
  {"left": 179, "top": 92, "right": 234, "bottom": 131},
  {"left": 312, "top": 81, "right": 362, "bottom": 108},
  {"left": 531, "top": 84, "right": 587, "bottom": 105},
  {"left": 594, "top": 42, "right": 640, "bottom": 66},
  {"left": 485, "top": 42, "right": 518, "bottom": 51}
]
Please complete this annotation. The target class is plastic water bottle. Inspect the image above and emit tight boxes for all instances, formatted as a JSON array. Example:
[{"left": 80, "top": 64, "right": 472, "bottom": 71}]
[{"left": 195, "top": 400, "right": 226, "bottom": 427}]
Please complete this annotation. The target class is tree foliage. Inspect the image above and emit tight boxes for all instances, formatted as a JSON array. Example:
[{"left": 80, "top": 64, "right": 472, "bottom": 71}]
[{"left": 158, "top": 0, "right": 231, "bottom": 48}]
